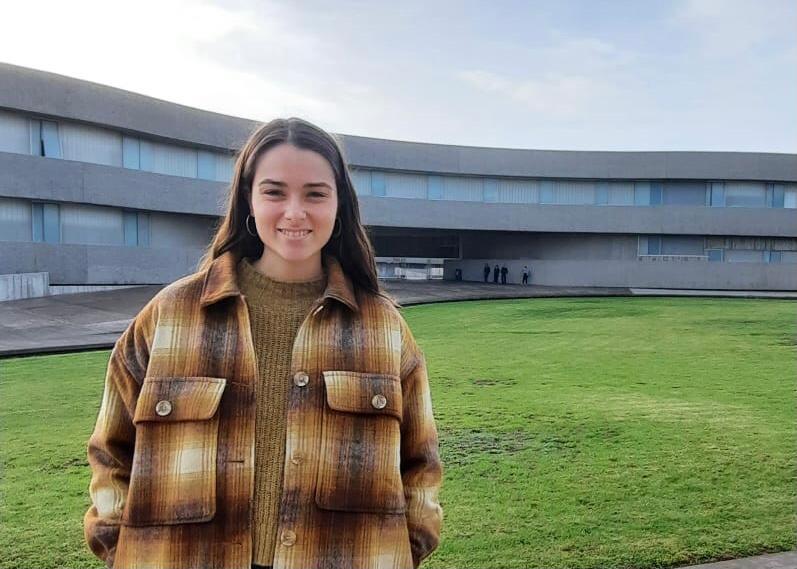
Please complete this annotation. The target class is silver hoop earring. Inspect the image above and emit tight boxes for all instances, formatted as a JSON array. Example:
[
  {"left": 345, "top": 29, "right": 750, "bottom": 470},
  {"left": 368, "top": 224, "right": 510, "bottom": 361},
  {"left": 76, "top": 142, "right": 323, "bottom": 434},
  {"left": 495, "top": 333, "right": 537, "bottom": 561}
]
[
  {"left": 245, "top": 214, "right": 258, "bottom": 237},
  {"left": 332, "top": 217, "right": 342, "bottom": 239}
]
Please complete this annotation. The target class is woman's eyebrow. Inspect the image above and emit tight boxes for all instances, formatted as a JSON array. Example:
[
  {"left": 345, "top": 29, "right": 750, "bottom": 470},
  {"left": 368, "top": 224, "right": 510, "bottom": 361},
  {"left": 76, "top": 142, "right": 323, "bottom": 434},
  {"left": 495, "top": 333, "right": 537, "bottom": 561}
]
[{"left": 257, "top": 178, "right": 332, "bottom": 189}]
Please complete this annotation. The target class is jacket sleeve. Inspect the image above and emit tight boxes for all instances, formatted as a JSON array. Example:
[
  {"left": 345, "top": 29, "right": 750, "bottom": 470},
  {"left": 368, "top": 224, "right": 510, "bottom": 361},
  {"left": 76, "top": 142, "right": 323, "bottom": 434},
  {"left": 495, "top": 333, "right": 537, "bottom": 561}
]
[
  {"left": 398, "top": 313, "right": 443, "bottom": 568},
  {"left": 83, "top": 297, "right": 158, "bottom": 568}
]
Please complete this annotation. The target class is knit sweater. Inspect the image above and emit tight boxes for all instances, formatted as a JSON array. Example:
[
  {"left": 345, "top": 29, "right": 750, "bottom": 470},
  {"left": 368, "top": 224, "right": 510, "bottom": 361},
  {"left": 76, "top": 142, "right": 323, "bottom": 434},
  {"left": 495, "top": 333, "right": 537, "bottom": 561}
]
[{"left": 236, "top": 256, "right": 327, "bottom": 566}]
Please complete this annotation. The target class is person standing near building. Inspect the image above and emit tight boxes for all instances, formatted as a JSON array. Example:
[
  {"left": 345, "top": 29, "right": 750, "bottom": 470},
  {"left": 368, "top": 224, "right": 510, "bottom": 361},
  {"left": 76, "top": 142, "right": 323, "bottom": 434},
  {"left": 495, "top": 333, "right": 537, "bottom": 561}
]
[
  {"left": 483, "top": 262, "right": 490, "bottom": 283},
  {"left": 83, "top": 117, "right": 443, "bottom": 569},
  {"left": 521, "top": 265, "right": 530, "bottom": 286},
  {"left": 500, "top": 264, "right": 508, "bottom": 284},
  {"left": 493, "top": 264, "right": 500, "bottom": 283}
]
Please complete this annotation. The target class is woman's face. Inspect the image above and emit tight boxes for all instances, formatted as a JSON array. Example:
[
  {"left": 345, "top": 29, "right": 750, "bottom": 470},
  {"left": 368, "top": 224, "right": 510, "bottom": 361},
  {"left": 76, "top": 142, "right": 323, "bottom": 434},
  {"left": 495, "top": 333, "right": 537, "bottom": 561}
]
[{"left": 249, "top": 143, "right": 339, "bottom": 265}]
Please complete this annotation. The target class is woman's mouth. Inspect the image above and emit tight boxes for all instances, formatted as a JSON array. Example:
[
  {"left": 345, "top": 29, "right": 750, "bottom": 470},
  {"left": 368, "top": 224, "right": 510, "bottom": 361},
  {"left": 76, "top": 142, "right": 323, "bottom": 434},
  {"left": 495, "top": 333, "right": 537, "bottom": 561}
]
[{"left": 278, "top": 228, "right": 312, "bottom": 240}]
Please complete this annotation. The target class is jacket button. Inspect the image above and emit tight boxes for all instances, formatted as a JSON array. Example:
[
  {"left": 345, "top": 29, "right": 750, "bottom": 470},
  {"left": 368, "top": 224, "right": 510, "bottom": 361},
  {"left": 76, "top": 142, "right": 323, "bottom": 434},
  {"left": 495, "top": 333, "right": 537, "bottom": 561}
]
[
  {"left": 280, "top": 529, "right": 296, "bottom": 546},
  {"left": 290, "top": 451, "right": 303, "bottom": 465},
  {"left": 155, "top": 400, "right": 173, "bottom": 416},
  {"left": 371, "top": 394, "right": 387, "bottom": 409},
  {"left": 293, "top": 371, "right": 309, "bottom": 387}
]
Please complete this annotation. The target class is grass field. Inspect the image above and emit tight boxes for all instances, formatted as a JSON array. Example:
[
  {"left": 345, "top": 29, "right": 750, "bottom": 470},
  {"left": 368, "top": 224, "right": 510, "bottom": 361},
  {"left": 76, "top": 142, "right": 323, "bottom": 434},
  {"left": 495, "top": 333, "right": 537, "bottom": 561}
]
[{"left": 1, "top": 297, "right": 795, "bottom": 569}]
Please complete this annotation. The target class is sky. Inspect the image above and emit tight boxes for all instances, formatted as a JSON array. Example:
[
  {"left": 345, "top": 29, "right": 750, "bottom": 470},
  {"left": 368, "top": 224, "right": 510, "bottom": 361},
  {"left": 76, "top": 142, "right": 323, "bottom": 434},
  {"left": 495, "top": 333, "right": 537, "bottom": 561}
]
[{"left": 1, "top": 0, "right": 795, "bottom": 153}]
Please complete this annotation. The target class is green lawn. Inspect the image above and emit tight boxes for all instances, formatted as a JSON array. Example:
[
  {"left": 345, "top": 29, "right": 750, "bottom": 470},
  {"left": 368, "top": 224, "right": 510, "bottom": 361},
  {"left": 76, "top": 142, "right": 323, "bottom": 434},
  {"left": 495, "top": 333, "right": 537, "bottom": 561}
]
[{"left": 1, "top": 297, "right": 795, "bottom": 569}]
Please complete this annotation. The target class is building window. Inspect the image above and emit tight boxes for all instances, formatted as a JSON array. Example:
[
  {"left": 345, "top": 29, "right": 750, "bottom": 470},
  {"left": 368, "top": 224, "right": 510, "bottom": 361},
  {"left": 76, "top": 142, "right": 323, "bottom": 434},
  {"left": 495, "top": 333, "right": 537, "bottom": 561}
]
[
  {"left": 32, "top": 202, "right": 60, "bottom": 243},
  {"left": 483, "top": 179, "right": 498, "bottom": 202},
  {"left": 595, "top": 181, "right": 609, "bottom": 205},
  {"left": 647, "top": 235, "right": 662, "bottom": 255},
  {"left": 767, "top": 184, "right": 785, "bottom": 208},
  {"left": 124, "top": 210, "right": 150, "bottom": 246},
  {"left": 371, "top": 171, "right": 386, "bottom": 197},
  {"left": 765, "top": 250, "right": 782, "bottom": 263},
  {"left": 706, "top": 249, "right": 723, "bottom": 262},
  {"left": 540, "top": 180, "right": 555, "bottom": 204},
  {"left": 709, "top": 182, "right": 725, "bottom": 206},
  {"left": 649, "top": 182, "right": 663, "bottom": 206},
  {"left": 30, "top": 119, "right": 62, "bottom": 158},
  {"left": 428, "top": 176, "right": 443, "bottom": 200},
  {"left": 123, "top": 136, "right": 140, "bottom": 169}
]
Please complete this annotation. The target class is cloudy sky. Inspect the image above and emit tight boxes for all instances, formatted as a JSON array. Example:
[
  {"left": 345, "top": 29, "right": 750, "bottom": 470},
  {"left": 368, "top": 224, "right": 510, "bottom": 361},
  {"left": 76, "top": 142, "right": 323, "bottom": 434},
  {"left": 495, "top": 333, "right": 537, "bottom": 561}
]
[{"left": 1, "top": 0, "right": 795, "bottom": 152}]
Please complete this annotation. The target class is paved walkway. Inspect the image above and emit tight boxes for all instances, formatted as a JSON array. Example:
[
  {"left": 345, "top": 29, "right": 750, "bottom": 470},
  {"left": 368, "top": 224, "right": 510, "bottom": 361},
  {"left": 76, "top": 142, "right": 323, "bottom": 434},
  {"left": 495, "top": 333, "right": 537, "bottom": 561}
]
[
  {"left": 1, "top": 280, "right": 795, "bottom": 357},
  {"left": 678, "top": 551, "right": 797, "bottom": 569}
]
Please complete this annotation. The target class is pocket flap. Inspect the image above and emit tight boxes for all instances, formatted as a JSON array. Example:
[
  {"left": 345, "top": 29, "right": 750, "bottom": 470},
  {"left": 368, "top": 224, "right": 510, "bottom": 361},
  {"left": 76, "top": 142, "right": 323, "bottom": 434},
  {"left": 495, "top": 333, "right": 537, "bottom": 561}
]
[
  {"left": 133, "top": 377, "right": 227, "bottom": 424},
  {"left": 321, "top": 371, "right": 402, "bottom": 421}
]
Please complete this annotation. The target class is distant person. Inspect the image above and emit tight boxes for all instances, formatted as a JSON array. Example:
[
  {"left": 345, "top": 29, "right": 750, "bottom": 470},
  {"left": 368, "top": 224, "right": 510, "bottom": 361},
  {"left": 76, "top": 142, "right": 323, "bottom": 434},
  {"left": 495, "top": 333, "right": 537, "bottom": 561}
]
[
  {"left": 493, "top": 264, "right": 500, "bottom": 283},
  {"left": 483, "top": 262, "right": 490, "bottom": 283},
  {"left": 500, "top": 264, "right": 508, "bottom": 285},
  {"left": 522, "top": 265, "right": 530, "bottom": 286},
  {"left": 454, "top": 268, "right": 462, "bottom": 281}
]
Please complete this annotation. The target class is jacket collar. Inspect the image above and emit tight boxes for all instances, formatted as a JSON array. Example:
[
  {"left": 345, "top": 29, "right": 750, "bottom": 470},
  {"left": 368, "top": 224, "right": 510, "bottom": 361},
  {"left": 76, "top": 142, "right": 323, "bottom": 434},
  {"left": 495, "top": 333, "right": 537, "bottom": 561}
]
[{"left": 199, "top": 250, "right": 359, "bottom": 312}]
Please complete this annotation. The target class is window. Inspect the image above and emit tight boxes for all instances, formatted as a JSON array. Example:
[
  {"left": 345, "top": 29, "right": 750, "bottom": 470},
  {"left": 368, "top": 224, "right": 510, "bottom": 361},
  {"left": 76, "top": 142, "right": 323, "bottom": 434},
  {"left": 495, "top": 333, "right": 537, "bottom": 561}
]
[
  {"left": 767, "top": 184, "right": 785, "bottom": 208},
  {"left": 124, "top": 210, "right": 150, "bottom": 246},
  {"left": 706, "top": 249, "right": 723, "bottom": 262},
  {"left": 428, "top": 176, "right": 443, "bottom": 200},
  {"left": 647, "top": 236, "right": 662, "bottom": 255},
  {"left": 649, "top": 182, "right": 663, "bottom": 206},
  {"left": 123, "top": 136, "right": 140, "bottom": 169},
  {"left": 634, "top": 182, "right": 650, "bottom": 205},
  {"left": 709, "top": 182, "right": 725, "bottom": 207},
  {"left": 540, "top": 180, "right": 555, "bottom": 203},
  {"left": 595, "top": 181, "right": 608, "bottom": 205},
  {"left": 483, "top": 179, "right": 498, "bottom": 202},
  {"left": 32, "top": 202, "right": 60, "bottom": 243},
  {"left": 371, "top": 171, "right": 386, "bottom": 197},
  {"left": 30, "top": 120, "right": 62, "bottom": 158}
]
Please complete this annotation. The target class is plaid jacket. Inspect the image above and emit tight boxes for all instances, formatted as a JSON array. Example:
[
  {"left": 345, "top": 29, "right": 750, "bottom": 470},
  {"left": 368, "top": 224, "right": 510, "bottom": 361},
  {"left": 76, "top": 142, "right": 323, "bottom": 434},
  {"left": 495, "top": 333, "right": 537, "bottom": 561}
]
[{"left": 83, "top": 250, "right": 443, "bottom": 569}]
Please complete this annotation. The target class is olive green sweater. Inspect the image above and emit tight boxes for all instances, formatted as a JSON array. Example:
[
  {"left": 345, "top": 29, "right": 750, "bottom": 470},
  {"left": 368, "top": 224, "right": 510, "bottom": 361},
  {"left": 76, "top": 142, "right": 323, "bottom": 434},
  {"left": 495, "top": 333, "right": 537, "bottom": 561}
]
[{"left": 236, "top": 257, "right": 326, "bottom": 566}]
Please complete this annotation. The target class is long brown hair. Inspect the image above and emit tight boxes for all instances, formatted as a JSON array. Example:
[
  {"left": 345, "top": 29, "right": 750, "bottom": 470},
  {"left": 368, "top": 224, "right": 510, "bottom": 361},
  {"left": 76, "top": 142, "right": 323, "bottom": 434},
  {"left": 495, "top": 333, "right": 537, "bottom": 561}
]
[{"left": 198, "top": 117, "right": 390, "bottom": 303}]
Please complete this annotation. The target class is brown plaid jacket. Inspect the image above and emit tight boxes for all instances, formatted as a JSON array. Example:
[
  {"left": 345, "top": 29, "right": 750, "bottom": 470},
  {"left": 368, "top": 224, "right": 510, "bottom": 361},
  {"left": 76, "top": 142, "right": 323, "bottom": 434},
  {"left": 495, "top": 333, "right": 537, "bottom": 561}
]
[{"left": 83, "top": 250, "right": 443, "bottom": 569}]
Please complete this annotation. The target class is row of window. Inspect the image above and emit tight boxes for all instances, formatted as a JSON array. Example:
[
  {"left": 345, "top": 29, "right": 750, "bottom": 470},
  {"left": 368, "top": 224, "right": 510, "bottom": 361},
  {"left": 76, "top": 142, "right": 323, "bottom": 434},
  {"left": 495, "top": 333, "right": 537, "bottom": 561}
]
[
  {"left": 639, "top": 235, "right": 792, "bottom": 263},
  {"left": 1, "top": 199, "right": 149, "bottom": 247},
  {"left": 0, "top": 111, "right": 233, "bottom": 182},
  {"left": 2, "top": 198, "right": 794, "bottom": 264},
  {"left": 2, "top": 110, "right": 796, "bottom": 208},
  {"left": 351, "top": 169, "right": 797, "bottom": 208}
]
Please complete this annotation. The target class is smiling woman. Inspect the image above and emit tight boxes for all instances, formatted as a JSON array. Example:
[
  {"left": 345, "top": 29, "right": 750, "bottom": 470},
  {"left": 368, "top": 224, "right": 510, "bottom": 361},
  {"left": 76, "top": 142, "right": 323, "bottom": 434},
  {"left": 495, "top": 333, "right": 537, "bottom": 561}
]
[{"left": 83, "top": 117, "right": 444, "bottom": 569}]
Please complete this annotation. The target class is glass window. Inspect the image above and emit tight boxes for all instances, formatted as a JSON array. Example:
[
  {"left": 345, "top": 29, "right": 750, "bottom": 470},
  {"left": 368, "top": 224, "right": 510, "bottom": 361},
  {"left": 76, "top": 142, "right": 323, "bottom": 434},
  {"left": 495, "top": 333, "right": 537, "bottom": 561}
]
[
  {"left": 649, "top": 182, "right": 663, "bottom": 206},
  {"left": 428, "top": 176, "right": 443, "bottom": 200},
  {"left": 706, "top": 249, "right": 723, "bottom": 262},
  {"left": 647, "top": 236, "right": 662, "bottom": 255},
  {"left": 595, "top": 181, "right": 608, "bottom": 205},
  {"left": 540, "top": 180, "right": 555, "bottom": 203},
  {"left": 123, "top": 136, "right": 140, "bottom": 169},
  {"left": 709, "top": 182, "right": 725, "bottom": 207},
  {"left": 197, "top": 151, "right": 216, "bottom": 180},
  {"left": 41, "top": 121, "right": 61, "bottom": 158},
  {"left": 634, "top": 182, "right": 650, "bottom": 206},
  {"left": 137, "top": 213, "right": 150, "bottom": 247},
  {"left": 37, "top": 202, "right": 60, "bottom": 243},
  {"left": 371, "top": 171, "right": 386, "bottom": 197},
  {"left": 483, "top": 179, "right": 498, "bottom": 202},
  {"left": 123, "top": 211, "right": 138, "bottom": 246}
]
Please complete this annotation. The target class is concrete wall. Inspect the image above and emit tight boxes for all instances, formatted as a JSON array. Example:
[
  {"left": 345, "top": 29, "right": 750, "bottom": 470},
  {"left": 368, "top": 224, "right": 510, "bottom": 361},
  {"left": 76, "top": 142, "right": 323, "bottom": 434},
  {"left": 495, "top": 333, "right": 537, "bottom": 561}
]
[
  {"left": 0, "top": 242, "right": 205, "bottom": 285},
  {"left": 3, "top": 63, "right": 797, "bottom": 182},
  {"left": 445, "top": 258, "right": 797, "bottom": 291},
  {"left": 359, "top": 196, "right": 797, "bottom": 237}
]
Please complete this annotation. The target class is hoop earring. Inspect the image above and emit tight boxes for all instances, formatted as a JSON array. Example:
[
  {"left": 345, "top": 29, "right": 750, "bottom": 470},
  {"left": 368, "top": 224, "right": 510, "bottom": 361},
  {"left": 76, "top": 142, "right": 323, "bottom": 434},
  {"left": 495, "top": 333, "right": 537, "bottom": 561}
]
[
  {"left": 245, "top": 214, "right": 258, "bottom": 237},
  {"left": 332, "top": 217, "right": 342, "bottom": 239}
]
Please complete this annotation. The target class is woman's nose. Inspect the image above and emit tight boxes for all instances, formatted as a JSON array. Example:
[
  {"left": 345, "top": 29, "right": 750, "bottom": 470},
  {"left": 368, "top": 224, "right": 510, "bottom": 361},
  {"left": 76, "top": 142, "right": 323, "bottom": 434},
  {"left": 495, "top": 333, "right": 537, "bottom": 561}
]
[{"left": 284, "top": 199, "right": 307, "bottom": 220}]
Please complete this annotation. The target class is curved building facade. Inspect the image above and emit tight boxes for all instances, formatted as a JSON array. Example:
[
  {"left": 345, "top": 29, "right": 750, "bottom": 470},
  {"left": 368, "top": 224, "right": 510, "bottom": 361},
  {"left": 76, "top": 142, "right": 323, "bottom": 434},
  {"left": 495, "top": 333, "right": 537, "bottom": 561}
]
[{"left": 1, "top": 62, "right": 795, "bottom": 298}]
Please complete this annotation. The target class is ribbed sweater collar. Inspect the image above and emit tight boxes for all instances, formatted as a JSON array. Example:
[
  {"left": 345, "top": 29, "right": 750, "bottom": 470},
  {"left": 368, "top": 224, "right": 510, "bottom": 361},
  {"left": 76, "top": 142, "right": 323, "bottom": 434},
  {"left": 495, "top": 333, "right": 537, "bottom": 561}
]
[{"left": 236, "top": 257, "right": 327, "bottom": 307}]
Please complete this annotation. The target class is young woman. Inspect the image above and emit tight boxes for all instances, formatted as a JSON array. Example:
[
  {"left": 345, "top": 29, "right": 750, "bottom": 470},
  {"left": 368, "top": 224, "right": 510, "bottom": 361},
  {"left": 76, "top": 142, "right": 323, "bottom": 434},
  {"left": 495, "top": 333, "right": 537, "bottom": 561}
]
[{"left": 83, "top": 118, "right": 443, "bottom": 569}]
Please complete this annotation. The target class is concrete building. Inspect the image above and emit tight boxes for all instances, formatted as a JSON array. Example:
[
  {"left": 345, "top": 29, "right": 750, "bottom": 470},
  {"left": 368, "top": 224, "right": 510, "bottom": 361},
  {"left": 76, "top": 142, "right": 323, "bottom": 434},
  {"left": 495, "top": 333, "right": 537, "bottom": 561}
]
[{"left": 1, "top": 62, "right": 795, "bottom": 300}]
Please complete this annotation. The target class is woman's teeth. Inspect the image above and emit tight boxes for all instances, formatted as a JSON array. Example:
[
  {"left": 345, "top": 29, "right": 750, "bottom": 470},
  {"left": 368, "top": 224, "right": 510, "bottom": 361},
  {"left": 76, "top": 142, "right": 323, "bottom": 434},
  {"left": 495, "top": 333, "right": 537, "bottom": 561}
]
[{"left": 279, "top": 229, "right": 311, "bottom": 238}]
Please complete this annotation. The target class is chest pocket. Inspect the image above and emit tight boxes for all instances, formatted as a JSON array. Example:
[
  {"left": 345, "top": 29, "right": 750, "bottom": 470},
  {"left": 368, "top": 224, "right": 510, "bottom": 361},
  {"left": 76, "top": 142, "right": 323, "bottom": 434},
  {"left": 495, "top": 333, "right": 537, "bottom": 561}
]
[
  {"left": 315, "top": 371, "right": 407, "bottom": 514},
  {"left": 122, "top": 376, "right": 226, "bottom": 526}
]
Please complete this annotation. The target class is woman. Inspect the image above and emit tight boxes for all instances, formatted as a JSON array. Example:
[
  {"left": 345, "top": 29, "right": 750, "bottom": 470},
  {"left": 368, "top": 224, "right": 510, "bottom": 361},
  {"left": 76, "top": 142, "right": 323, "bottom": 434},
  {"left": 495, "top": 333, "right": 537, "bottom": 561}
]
[{"left": 83, "top": 118, "right": 443, "bottom": 569}]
